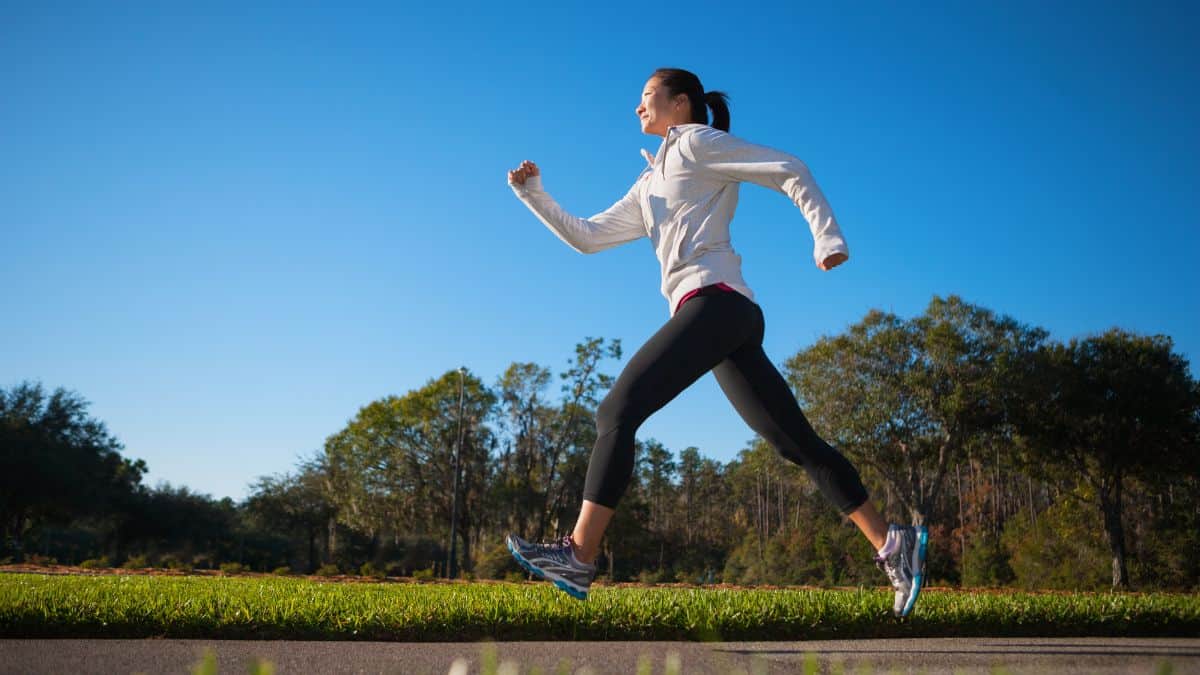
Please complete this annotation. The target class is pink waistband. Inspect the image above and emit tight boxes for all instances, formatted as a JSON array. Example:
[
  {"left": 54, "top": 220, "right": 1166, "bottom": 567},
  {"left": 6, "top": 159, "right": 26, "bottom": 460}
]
[{"left": 675, "top": 282, "right": 736, "bottom": 313}]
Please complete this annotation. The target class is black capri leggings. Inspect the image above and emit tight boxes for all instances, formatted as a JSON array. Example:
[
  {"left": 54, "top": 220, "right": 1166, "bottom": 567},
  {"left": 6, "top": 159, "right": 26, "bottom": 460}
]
[{"left": 583, "top": 286, "right": 869, "bottom": 514}]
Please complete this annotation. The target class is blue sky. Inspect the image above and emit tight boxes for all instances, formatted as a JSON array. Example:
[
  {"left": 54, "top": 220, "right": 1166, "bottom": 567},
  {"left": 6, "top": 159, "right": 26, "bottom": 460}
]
[{"left": 3, "top": 1, "right": 1197, "bottom": 502}]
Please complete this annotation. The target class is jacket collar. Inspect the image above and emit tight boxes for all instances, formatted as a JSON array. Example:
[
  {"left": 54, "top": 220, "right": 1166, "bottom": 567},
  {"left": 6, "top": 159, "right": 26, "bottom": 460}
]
[{"left": 641, "top": 123, "right": 708, "bottom": 168}]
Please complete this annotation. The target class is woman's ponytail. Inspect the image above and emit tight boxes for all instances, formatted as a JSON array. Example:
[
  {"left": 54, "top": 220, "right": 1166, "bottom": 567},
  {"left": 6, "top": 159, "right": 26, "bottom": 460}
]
[
  {"left": 652, "top": 67, "right": 733, "bottom": 132},
  {"left": 704, "top": 90, "right": 731, "bottom": 132}
]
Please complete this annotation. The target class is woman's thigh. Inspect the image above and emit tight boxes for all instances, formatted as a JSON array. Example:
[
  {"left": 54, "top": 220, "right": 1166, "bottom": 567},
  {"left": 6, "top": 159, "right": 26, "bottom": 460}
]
[
  {"left": 602, "top": 291, "right": 758, "bottom": 425},
  {"left": 710, "top": 309, "right": 826, "bottom": 462}
]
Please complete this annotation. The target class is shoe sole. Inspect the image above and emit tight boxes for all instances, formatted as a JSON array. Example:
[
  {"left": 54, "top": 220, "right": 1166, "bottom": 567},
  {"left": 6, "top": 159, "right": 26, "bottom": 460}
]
[
  {"left": 900, "top": 526, "right": 928, "bottom": 617},
  {"left": 506, "top": 536, "right": 589, "bottom": 601}
]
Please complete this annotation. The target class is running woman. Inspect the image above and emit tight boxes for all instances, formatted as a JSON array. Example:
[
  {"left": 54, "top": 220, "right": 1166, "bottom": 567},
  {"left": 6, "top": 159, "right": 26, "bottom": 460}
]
[{"left": 504, "top": 68, "right": 927, "bottom": 617}]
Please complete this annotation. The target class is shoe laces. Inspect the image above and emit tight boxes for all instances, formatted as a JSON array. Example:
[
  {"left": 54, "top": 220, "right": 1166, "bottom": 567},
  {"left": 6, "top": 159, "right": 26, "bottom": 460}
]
[
  {"left": 528, "top": 535, "right": 574, "bottom": 561},
  {"left": 534, "top": 535, "right": 571, "bottom": 550},
  {"left": 875, "top": 551, "right": 906, "bottom": 589}
]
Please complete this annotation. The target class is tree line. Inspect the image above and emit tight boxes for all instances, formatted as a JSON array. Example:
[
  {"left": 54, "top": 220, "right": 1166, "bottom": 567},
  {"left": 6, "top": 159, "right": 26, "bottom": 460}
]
[{"left": 3, "top": 295, "right": 1197, "bottom": 590}]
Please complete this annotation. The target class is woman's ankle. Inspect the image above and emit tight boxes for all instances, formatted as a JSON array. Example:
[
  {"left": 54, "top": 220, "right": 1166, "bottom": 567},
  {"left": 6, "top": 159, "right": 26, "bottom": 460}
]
[{"left": 568, "top": 535, "right": 596, "bottom": 565}]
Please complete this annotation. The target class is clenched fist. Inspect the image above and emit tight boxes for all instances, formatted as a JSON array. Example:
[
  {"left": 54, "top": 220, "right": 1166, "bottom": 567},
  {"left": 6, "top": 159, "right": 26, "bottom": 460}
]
[
  {"left": 817, "top": 252, "right": 848, "bottom": 271},
  {"left": 508, "top": 160, "right": 540, "bottom": 185}
]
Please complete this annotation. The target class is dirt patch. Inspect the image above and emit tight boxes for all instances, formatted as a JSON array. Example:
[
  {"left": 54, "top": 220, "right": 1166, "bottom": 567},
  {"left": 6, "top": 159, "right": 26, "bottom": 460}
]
[
  {"left": 0, "top": 564, "right": 516, "bottom": 586},
  {"left": 3, "top": 565, "right": 1133, "bottom": 595},
  {"left": 0, "top": 565, "right": 886, "bottom": 591}
]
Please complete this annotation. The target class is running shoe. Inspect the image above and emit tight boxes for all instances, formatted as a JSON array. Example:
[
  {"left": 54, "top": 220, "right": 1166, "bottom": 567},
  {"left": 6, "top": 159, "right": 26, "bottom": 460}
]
[
  {"left": 506, "top": 533, "right": 596, "bottom": 601},
  {"left": 874, "top": 523, "right": 929, "bottom": 617}
]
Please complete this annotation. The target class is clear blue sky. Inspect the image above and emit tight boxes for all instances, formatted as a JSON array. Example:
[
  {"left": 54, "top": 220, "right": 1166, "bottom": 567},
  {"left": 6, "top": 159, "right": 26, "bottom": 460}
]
[{"left": 3, "top": 1, "right": 1197, "bottom": 502}]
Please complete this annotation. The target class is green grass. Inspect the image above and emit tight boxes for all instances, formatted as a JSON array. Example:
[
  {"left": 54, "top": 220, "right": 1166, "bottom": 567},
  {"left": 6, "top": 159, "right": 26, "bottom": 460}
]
[{"left": 2, "top": 573, "right": 1197, "bottom": 641}]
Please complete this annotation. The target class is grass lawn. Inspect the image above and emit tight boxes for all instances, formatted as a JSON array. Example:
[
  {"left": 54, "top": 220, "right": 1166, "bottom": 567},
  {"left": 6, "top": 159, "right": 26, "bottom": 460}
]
[{"left": 2, "top": 570, "right": 1197, "bottom": 641}]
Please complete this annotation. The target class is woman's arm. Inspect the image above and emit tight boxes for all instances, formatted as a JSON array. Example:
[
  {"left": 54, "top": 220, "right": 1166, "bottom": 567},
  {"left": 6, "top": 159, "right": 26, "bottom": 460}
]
[
  {"left": 508, "top": 161, "right": 647, "bottom": 255},
  {"left": 682, "top": 128, "right": 849, "bottom": 270}
]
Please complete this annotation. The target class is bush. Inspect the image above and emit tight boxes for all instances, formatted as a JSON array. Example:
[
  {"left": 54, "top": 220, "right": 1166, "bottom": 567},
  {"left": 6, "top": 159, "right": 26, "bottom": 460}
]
[
  {"left": 122, "top": 555, "right": 150, "bottom": 569},
  {"left": 504, "top": 570, "right": 526, "bottom": 583},
  {"left": 962, "top": 534, "right": 1014, "bottom": 587},
  {"left": 359, "top": 562, "right": 386, "bottom": 579},
  {"left": 219, "top": 562, "right": 247, "bottom": 574},
  {"left": 722, "top": 518, "right": 877, "bottom": 587},
  {"left": 315, "top": 564, "right": 340, "bottom": 577},
  {"left": 672, "top": 568, "right": 717, "bottom": 585},
  {"left": 159, "top": 554, "right": 193, "bottom": 572},
  {"left": 473, "top": 541, "right": 520, "bottom": 580},
  {"left": 1129, "top": 486, "right": 1200, "bottom": 590},
  {"left": 27, "top": 554, "right": 58, "bottom": 566},
  {"left": 272, "top": 566, "right": 292, "bottom": 576},
  {"left": 412, "top": 567, "right": 435, "bottom": 581},
  {"left": 80, "top": 557, "right": 111, "bottom": 569},
  {"left": 375, "top": 535, "right": 444, "bottom": 577},
  {"left": 1002, "top": 487, "right": 1110, "bottom": 590},
  {"left": 637, "top": 568, "right": 665, "bottom": 585}
]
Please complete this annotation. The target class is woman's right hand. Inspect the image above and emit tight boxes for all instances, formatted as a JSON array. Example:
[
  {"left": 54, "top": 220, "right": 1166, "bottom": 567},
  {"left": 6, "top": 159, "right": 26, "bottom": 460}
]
[{"left": 508, "top": 160, "right": 540, "bottom": 185}]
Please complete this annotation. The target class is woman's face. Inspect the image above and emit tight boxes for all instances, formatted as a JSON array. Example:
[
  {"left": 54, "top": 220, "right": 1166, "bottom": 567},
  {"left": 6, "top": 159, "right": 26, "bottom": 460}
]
[{"left": 636, "top": 77, "right": 689, "bottom": 137}]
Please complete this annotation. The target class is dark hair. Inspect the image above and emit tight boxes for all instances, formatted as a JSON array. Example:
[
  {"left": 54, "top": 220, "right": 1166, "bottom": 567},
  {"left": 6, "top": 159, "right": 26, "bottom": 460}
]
[{"left": 652, "top": 67, "right": 731, "bottom": 132}]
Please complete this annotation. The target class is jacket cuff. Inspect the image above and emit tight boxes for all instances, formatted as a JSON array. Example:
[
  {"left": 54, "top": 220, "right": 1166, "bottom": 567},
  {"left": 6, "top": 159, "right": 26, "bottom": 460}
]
[
  {"left": 814, "top": 239, "right": 849, "bottom": 266},
  {"left": 510, "top": 174, "right": 543, "bottom": 194}
]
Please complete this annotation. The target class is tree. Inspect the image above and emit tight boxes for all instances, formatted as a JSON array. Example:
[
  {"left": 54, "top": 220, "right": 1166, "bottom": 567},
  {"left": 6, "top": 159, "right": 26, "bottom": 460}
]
[
  {"left": 322, "top": 369, "right": 497, "bottom": 573},
  {"left": 0, "top": 381, "right": 145, "bottom": 558},
  {"left": 785, "top": 295, "right": 1047, "bottom": 526},
  {"left": 677, "top": 446, "right": 702, "bottom": 545},
  {"left": 722, "top": 440, "right": 876, "bottom": 586},
  {"left": 492, "top": 337, "right": 621, "bottom": 541},
  {"left": 494, "top": 362, "right": 555, "bottom": 539},
  {"left": 539, "top": 337, "right": 622, "bottom": 539},
  {"left": 244, "top": 453, "right": 336, "bottom": 572},
  {"left": 1020, "top": 329, "right": 1199, "bottom": 588},
  {"left": 638, "top": 439, "right": 677, "bottom": 534},
  {"left": 634, "top": 438, "right": 677, "bottom": 572},
  {"left": 119, "top": 482, "right": 238, "bottom": 567}
]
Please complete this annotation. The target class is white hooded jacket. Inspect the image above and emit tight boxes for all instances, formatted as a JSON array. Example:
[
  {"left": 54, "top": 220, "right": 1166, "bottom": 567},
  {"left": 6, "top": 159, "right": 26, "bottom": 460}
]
[{"left": 509, "top": 122, "right": 849, "bottom": 316}]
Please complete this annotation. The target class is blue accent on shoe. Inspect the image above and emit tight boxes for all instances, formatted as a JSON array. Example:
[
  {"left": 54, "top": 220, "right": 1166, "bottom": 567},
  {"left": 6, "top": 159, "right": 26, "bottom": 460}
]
[
  {"left": 507, "top": 537, "right": 545, "bottom": 579},
  {"left": 901, "top": 526, "right": 929, "bottom": 617},
  {"left": 506, "top": 535, "right": 589, "bottom": 601},
  {"left": 553, "top": 579, "right": 587, "bottom": 600}
]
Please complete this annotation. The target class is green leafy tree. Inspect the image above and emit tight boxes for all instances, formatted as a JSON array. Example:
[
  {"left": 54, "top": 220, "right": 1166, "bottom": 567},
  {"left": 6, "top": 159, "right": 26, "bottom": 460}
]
[
  {"left": 721, "top": 448, "right": 876, "bottom": 587},
  {"left": 120, "top": 482, "right": 238, "bottom": 567},
  {"left": 244, "top": 453, "right": 337, "bottom": 572},
  {"left": 493, "top": 337, "right": 620, "bottom": 541},
  {"left": 670, "top": 446, "right": 733, "bottom": 580},
  {"left": 677, "top": 446, "right": 702, "bottom": 545},
  {"left": 1019, "top": 329, "right": 1199, "bottom": 588},
  {"left": 494, "top": 362, "right": 555, "bottom": 538},
  {"left": 539, "top": 337, "right": 622, "bottom": 539},
  {"left": 0, "top": 381, "right": 145, "bottom": 558},
  {"left": 785, "top": 295, "right": 1047, "bottom": 526},
  {"left": 638, "top": 439, "right": 677, "bottom": 535},
  {"left": 322, "top": 369, "right": 497, "bottom": 573},
  {"left": 600, "top": 447, "right": 652, "bottom": 581}
]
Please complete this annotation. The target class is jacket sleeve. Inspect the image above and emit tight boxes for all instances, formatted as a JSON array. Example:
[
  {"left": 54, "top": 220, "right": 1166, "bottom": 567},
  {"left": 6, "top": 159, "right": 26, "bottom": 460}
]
[
  {"left": 683, "top": 127, "right": 849, "bottom": 267},
  {"left": 509, "top": 173, "right": 647, "bottom": 254}
]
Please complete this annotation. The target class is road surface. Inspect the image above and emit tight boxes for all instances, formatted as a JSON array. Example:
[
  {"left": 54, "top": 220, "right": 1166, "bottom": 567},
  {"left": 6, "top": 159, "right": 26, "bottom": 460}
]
[{"left": 2, "top": 637, "right": 1198, "bottom": 674}]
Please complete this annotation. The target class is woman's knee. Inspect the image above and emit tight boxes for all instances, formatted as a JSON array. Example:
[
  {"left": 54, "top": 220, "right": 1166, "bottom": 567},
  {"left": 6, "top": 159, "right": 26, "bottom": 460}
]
[
  {"left": 596, "top": 390, "right": 643, "bottom": 435},
  {"left": 760, "top": 422, "right": 829, "bottom": 467}
]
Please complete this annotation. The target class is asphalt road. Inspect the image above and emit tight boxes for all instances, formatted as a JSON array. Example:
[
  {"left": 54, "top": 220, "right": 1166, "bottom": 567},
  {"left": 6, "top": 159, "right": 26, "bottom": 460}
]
[{"left": 2, "top": 637, "right": 1198, "bottom": 674}]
